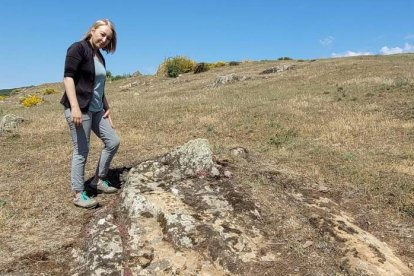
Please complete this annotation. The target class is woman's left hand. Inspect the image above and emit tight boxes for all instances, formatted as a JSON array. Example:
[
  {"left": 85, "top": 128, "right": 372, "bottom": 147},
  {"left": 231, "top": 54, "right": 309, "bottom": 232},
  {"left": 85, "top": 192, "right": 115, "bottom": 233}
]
[{"left": 103, "top": 109, "right": 115, "bottom": 128}]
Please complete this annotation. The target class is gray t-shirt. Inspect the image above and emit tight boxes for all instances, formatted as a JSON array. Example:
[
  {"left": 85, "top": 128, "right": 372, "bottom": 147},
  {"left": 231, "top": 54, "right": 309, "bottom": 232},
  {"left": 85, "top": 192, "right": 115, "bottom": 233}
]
[{"left": 88, "top": 56, "right": 106, "bottom": 112}]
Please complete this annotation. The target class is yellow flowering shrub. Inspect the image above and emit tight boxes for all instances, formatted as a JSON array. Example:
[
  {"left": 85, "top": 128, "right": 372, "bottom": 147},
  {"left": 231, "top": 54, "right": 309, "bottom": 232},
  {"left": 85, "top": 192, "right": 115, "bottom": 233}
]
[
  {"left": 157, "top": 56, "right": 196, "bottom": 78},
  {"left": 0, "top": 95, "right": 7, "bottom": 101},
  {"left": 20, "top": 94, "right": 44, "bottom": 107}
]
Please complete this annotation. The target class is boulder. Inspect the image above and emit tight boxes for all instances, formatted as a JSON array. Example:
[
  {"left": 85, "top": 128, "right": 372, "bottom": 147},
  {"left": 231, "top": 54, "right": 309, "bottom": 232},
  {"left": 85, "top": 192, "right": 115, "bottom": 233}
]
[
  {"left": 259, "top": 64, "right": 294, "bottom": 74},
  {"left": 0, "top": 114, "right": 24, "bottom": 135},
  {"left": 211, "top": 74, "right": 247, "bottom": 88}
]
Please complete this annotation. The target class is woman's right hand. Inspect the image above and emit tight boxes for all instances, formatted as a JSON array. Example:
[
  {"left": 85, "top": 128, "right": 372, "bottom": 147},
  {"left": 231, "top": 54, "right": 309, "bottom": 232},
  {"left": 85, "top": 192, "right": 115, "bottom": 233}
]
[
  {"left": 63, "top": 77, "right": 83, "bottom": 127},
  {"left": 71, "top": 108, "right": 83, "bottom": 127}
]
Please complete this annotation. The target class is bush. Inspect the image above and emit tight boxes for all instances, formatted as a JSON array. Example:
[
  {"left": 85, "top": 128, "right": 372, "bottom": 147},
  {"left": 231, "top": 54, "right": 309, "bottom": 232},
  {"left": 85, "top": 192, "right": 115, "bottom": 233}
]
[
  {"left": 20, "top": 94, "right": 43, "bottom": 107},
  {"left": 112, "top": 74, "right": 131, "bottom": 81},
  {"left": 229, "top": 61, "right": 241, "bottom": 66},
  {"left": 43, "top": 88, "right": 59, "bottom": 95},
  {"left": 193, "top": 63, "right": 210, "bottom": 74},
  {"left": 210, "top": 61, "right": 227, "bottom": 68},
  {"left": 157, "top": 56, "right": 196, "bottom": 78},
  {"left": 0, "top": 95, "right": 7, "bottom": 101},
  {"left": 106, "top": 71, "right": 131, "bottom": 82},
  {"left": 278, "top": 57, "right": 293, "bottom": 60}
]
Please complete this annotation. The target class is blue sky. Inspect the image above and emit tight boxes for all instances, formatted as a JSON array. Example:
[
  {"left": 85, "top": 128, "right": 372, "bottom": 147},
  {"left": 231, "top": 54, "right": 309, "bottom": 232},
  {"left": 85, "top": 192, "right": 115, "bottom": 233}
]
[{"left": 1, "top": 0, "right": 413, "bottom": 89}]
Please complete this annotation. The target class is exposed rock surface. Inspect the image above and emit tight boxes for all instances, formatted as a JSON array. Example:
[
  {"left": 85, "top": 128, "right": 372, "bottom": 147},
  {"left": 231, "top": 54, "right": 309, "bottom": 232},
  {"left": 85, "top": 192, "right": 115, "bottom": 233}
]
[
  {"left": 72, "top": 139, "right": 272, "bottom": 275},
  {"left": 71, "top": 139, "right": 412, "bottom": 275},
  {"left": 72, "top": 215, "right": 123, "bottom": 275},
  {"left": 304, "top": 197, "right": 412, "bottom": 276},
  {"left": 119, "top": 81, "right": 138, "bottom": 90},
  {"left": 259, "top": 64, "right": 294, "bottom": 74},
  {"left": 211, "top": 74, "right": 248, "bottom": 88},
  {"left": 229, "top": 147, "right": 248, "bottom": 159},
  {"left": 0, "top": 114, "right": 24, "bottom": 135}
]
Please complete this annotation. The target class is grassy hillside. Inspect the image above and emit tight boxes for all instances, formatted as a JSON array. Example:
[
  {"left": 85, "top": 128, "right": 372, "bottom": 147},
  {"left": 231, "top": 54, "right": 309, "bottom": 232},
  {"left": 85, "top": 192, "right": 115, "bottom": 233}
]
[
  {"left": 0, "top": 54, "right": 413, "bottom": 273},
  {"left": 0, "top": 86, "right": 34, "bottom": 96},
  {"left": 0, "top": 89, "right": 14, "bottom": 96}
]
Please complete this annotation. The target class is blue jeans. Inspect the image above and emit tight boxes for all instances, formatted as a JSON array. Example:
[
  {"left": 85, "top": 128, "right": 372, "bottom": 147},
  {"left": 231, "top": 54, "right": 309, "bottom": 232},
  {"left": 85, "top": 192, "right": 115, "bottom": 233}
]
[{"left": 64, "top": 109, "right": 120, "bottom": 191}]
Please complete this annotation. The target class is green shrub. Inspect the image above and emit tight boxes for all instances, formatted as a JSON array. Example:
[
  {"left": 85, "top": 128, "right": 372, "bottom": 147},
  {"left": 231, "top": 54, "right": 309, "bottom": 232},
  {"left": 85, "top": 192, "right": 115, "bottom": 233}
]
[
  {"left": 229, "top": 61, "right": 241, "bottom": 66},
  {"left": 112, "top": 74, "right": 131, "bottom": 81},
  {"left": 106, "top": 70, "right": 131, "bottom": 82},
  {"left": 157, "top": 56, "right": 196, "bottom": 78},
  {"left": 0, "top": 95, "right": 7, "bottom": 101},
  {"left": 20, "top": 94, "right": 43, "bottom": 107},
  {"left": 43, "top": 88, "right": 58, "bottom": 95},
  {"left": 193, "top": 63, "right": 210, "bottom": 74},
  {"left": 278, "top": 57, "right": 293, "bottom": 60}
]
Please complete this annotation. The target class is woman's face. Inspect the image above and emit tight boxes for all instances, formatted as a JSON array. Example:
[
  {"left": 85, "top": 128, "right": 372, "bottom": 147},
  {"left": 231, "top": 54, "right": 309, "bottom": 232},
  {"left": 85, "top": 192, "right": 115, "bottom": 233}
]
[{"left": 90, "top": 25, "right": 113, "bottom": 50}]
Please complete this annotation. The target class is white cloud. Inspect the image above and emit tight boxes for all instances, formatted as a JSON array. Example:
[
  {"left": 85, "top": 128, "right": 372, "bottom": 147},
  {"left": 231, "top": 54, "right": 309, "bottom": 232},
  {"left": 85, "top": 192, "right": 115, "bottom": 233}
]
[
  {"left": 380, "top": 46, "right": 403, "bottom": 55},
  {"left": 331, "top": 51, "right": 372, "bottom": 58},
  {"left": 319, "top": 36, "right": 334, "bottom": 47},
  {"left": 380, "top": 43, "right": 414, "bottom": 55},
  {"left": 330, "top": 43, "right": 414, "bottom": 59},
  {"left": 404, "top": 34, "right": 414, "bottom": 40}
]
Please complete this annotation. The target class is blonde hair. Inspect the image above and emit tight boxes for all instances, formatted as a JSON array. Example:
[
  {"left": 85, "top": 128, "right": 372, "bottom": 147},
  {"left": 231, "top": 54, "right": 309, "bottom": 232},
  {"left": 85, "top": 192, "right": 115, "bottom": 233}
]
[{"left": 83, "top": 19, "right": 117, "bottom": 54}]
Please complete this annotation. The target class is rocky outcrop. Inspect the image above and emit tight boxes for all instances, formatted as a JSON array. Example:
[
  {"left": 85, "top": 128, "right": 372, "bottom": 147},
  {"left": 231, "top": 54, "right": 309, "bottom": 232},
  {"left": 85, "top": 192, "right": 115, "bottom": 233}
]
[
  {"left": 305, "top": 197, "right": 412, "bottom": 276},
  {"left": 119, "top": 81, "right": 138, "bottom": 90},
  {"left": 259, "top": 64, "right": 294, "bottom": 74},
  {"left": 72, "top": 139, "right": 273, "bottom": 275},
  {"left": 211, "top": 74, "right": 248, "bottom": 88},
  {"left": 0, "top": 114, "right": 24, "bottom": 135},
  {"left": 71, "top": 139, "right": 412, "bottom": 275}
]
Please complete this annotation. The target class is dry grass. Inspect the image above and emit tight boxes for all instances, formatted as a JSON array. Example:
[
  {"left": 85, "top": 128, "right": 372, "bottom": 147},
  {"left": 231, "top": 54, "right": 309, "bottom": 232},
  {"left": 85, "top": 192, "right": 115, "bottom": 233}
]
[{"left": 1, "top": 54, "right": 414, "bottom": 272}]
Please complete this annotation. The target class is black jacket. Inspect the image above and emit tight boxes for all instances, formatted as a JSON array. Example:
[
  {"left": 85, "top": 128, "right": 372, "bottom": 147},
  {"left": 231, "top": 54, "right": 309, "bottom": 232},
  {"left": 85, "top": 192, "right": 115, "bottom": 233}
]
[{"left": 60, "top": 40, "right": 109, "bottom": 112}]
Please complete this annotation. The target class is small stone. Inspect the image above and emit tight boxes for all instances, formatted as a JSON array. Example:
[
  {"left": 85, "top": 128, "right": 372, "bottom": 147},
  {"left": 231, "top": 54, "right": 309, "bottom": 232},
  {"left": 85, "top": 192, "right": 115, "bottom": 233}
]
[
  {"left": 137, "top": 255, "right": 152, "bottom": 268},
  {"left": 224, "top": 170, "right": 232, "bottom": 178},
  {"left": 303, "top": 240, "right": 314, "bottom": 248},
  {"left": 318, "top": 184, "right": 329, "bottom": 193},
  {"left": 260, "top": 253, "right": 276, "bottom": 261},
  {"left": 171, "top": 188, "right": 179, "bottom": 196},
  {"left": 229, "top": 147, "right": 248, "bottom": 158},
  {"left": 210, "top": 167, "right": 220, "bottom": 177},
  {"left": 408, "top": 262, "right": 413, "bottom": 268},
  {"left": 310, "top": 252, "right": 319, "bottom": 258}
]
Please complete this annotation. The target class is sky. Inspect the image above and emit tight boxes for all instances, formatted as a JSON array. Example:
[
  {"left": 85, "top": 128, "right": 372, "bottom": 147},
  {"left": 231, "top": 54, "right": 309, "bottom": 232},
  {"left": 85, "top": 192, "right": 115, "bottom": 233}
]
[{"left": 1, "top": 0, "right": 413, "bottom": 89}]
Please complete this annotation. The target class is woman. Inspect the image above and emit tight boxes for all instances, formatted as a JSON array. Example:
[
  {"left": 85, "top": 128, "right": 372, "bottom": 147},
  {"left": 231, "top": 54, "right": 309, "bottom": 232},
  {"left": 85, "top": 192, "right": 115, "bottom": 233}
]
[{"left": 61, "top": 19, "right": 120, "bottom": 208}]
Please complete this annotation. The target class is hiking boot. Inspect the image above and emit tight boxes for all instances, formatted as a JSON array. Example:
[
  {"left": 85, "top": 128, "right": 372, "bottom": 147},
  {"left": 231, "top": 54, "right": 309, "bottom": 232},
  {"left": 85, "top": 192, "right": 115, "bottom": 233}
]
[
  {"left": 89, "top": 178, "right": 118, "bottom": 194},
  {"left": 73, "top": 191, "right": 98, "bottom": 209}
]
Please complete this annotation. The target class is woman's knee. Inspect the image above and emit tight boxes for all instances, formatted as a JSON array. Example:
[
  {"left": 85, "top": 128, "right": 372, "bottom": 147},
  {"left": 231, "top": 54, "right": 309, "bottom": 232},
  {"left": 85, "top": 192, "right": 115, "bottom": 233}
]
[{"left": 108, "top": 136, "right": 120, "bottom": 151}]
